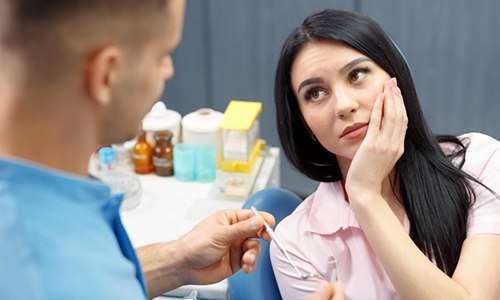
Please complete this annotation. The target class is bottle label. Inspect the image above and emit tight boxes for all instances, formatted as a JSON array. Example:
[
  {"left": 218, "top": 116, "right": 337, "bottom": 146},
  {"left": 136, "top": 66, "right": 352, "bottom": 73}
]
[
  {"left": 133, "top": 153, "right": 148, "bottom": 160},
  {"left": 153, "top": 157, "right": 173, "bottom": 168}
]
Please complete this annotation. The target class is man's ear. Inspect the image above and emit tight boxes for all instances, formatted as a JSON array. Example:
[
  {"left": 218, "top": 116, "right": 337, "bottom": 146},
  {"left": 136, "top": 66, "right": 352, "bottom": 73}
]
[{"left": 84, "top": 46, "right": 122, "bottom": 107}]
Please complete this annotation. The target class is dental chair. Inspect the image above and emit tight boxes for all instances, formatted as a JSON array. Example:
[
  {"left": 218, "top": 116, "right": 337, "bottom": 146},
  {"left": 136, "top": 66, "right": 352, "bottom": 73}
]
[{"left": 227, "top": 188, "right": 302, "bottom": 300}]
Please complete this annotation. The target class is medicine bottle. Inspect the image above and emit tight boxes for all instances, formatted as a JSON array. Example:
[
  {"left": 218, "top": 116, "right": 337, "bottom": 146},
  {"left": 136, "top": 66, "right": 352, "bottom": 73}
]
[
  {"left": 153, "top": 131, "right": 174, "bottom": 176},
  {"left": 133, "top": 129, "right": 154, "bottom": 174}
]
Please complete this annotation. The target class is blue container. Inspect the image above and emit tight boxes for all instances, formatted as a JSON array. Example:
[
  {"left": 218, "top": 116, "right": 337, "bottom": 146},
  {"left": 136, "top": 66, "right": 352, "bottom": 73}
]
[
  {"left": 195, "top": 145, "right": 216, "bottom": 182},
  {"left": 173, "top": 144, "right": 195, "bottom": 181}
]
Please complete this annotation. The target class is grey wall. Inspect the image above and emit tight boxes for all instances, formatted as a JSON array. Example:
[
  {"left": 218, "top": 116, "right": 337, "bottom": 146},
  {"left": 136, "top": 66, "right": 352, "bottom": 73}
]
[{"left": 161, "top": 0, "right": 500, "bottom": 198}]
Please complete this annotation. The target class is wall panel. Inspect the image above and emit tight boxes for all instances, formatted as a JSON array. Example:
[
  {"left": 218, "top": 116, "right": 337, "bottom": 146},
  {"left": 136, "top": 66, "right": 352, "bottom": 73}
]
[{"left": 161, "top": 0, "right": 500, "bottom": 197}]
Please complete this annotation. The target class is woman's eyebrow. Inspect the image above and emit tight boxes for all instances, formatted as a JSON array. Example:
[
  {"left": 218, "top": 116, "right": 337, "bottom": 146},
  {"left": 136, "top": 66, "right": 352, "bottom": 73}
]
[
  {"left": 297, "top": 78, "right": 324, "bottom": 94},
  {"left": 338, "top": 57, "right": 371, "bottom": 75},
  {"left": 296, "top": 57, "right": 371, "bottom": 94}
]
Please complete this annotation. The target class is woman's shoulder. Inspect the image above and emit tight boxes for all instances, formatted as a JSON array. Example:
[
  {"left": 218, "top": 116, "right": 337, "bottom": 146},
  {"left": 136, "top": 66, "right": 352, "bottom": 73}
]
[
  {"left": 459, "top": 132, "right": 500, "bottom": 149},
  {"left": 274, "top": 188, "right": 317, "bottom": 237},
  {"left": 274, "top": 181, "right": 345, "bottom": 239},
  {"left": 457, "top": 133, "right": 500, "bottom": 237},
  {"left": 440, "top": 132, "right": 500, "bottom": 176},
  {"left": 459, "top": 132, "right": 500, "bottom": 176},
  {"left": 440, "top": 132, "right": 499, "bottom": 152}
]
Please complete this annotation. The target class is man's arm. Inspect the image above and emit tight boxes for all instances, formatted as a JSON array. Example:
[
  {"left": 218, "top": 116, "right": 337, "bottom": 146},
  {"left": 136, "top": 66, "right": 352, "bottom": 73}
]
[
  {"left": 136, "top": 241, "right": 187, "bottom": 298},
  {"left": 137, "top": 209, "right": 274, "bottom": 299}
]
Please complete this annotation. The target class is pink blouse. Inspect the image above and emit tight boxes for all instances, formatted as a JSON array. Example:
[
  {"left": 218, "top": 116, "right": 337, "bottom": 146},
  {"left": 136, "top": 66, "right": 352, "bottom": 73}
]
[{"left": 270, "top": 133, "right": 500, "bottom": 299}]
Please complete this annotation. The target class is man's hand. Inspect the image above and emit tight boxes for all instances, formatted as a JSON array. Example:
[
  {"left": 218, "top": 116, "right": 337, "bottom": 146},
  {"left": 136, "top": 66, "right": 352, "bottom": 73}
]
[
  {"left": 137, "top": 209, "right": 274, "bottom": 298},
  {"left": 308, "top": 281, "right": 345, "bottom": 300},
  {"left": 178, "top": 208, "right": 275, "bottom": 285}
]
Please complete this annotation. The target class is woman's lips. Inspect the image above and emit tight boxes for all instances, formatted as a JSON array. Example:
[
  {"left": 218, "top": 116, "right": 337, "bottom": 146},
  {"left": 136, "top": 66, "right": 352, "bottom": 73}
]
[{"left": 341, "top": 123, "right": 368, "bottom": 140}]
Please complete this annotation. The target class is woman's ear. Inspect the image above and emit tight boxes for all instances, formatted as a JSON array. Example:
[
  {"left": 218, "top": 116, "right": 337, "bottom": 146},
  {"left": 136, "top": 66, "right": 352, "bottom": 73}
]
[{"left": 84, "top": 46, "right": 122, "bottom": 107}]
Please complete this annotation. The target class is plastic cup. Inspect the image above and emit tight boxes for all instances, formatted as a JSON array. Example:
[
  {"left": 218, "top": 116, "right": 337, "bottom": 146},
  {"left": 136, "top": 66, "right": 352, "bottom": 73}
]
[
  {"left": 173, "top": 144, "right": 196, "bottom": 181},
  {"left": 195, "top": 145, "right": 216, "bottom": 182}
]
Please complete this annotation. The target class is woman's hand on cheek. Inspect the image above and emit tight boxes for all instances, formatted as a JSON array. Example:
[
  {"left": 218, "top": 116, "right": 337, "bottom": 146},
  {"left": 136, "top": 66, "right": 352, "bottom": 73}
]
[{"left": 344, "top": 77, "right": 408, "bottom": 200}]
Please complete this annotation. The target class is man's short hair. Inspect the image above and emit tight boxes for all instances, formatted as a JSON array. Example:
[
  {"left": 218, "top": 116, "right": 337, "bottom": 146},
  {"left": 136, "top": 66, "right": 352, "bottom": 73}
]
[{"left": 2, "top": 0, "right": 167, "bottom": 81}]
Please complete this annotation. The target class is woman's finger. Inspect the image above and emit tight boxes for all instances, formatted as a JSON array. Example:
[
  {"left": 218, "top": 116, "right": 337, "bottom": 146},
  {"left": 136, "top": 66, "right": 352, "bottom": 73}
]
[
  {"left": 380, "top": 77, "right": 398, "bottom": 140},
  {"left": 391, "top": 80, "right": 408, "bottom": 146},
  {"left": 367, "top": 92, "right": 385, "bottom": 138}
]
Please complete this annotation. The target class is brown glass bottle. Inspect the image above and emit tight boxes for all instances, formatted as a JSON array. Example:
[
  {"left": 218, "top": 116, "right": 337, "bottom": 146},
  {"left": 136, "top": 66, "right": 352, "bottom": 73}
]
[
  {"left": 153, "top": 131, "right": 173, "bottom": 176},
  {"left": 133, "top": 130, "right": 154, "bottom": 174}
]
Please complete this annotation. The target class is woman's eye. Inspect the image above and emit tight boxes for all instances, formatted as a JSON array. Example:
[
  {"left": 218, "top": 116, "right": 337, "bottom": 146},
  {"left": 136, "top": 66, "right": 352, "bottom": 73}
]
[
  {"left": 349, "top": 68, "right": 368, "bottom": 83},
  {"left": 304, "top": 88, "right": 326, "bottom": 102}
]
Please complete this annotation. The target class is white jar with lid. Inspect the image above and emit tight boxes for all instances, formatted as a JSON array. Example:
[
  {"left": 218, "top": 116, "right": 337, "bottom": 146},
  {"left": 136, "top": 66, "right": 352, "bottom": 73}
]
[
  {"left": 181, "top": 108, "right": 224, "bottom": 157},
  {"left": 142, "top": 101, "right": 181, "bottom": 146}
]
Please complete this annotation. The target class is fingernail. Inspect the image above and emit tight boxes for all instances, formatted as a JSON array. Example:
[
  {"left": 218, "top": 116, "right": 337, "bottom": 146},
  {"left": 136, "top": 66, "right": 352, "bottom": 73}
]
[
  {"left": 250, "top": 216, "right": 259, "bottom": 228},
  {"left": 390, "top": 77, "right": 397, "bottom": 88},
  {"left": 248, "top": 254, "right": 255, "bottom": 264}
]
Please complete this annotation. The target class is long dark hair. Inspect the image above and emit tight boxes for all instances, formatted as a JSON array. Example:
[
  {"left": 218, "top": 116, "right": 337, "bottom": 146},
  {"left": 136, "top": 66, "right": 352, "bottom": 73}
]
[{"left": 275, "top": 9, "right": 480, "bottom": 275}]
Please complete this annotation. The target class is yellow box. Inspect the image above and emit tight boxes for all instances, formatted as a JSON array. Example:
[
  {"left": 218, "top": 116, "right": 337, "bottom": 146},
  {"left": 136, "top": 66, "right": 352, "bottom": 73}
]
[{"left": 220, "top": 100, "right": 262, "bottom": 172}]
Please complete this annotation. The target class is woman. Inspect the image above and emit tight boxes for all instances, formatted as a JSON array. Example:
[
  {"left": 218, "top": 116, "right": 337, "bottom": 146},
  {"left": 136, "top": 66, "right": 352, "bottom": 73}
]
[{"left": 270, "top": 9, "right": 500, "bottom": 299}]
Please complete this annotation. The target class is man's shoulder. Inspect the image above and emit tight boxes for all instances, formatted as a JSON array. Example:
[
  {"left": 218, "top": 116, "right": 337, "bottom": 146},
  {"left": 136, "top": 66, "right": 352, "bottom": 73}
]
[
  {"left": 0, "top": 175, "right": 146, "bottom": 300},
  {"left": 0, "top": 187, "right": 44, "bottom": 299}
]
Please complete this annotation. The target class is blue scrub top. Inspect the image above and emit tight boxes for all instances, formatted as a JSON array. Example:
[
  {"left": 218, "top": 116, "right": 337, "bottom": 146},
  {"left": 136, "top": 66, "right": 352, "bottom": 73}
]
[{"left": 0, "top": 158, "right": 147, "bottom": 299}]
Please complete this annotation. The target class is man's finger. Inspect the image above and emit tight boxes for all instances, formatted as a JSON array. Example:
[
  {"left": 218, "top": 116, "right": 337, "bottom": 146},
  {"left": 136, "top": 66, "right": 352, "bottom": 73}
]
[
  {"left": 221, "top": 210, "right": 275, "bottom": 242},
  {"left": 229, "top": 239, "right": 244, "bottom": 274},
  {"left": 241, "top": 240, "right": 260, "bottom": 273},
  {"left": 308, "top": 281, "right": 333, "bottom": 300},
  {"left": 331, "top": 282, "right": 345, "bottom": 300}
]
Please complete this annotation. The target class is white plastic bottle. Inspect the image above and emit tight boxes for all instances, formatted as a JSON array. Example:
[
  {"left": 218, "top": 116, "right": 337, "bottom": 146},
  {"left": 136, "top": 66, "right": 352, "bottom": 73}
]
[
  {"left": 181, "top": 108, "right": 224, "bottom": 158},
  {"left": 142, "top": 101, "right": 182, "bottom": 146}
]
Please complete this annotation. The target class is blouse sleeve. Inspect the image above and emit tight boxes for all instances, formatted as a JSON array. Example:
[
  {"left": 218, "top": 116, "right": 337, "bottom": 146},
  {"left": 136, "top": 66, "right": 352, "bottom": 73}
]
[
  {"left": 269, "top": 214, "right": 334, "bottom": 299},
  {"left": 269, "top": 236, "right": 324, "bottom": 299}
]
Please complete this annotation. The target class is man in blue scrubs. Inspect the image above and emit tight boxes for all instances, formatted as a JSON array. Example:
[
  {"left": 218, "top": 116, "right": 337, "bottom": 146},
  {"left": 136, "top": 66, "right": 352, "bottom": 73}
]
[{"left": 0, "top": 1, "right": 276, "bottom": 299}]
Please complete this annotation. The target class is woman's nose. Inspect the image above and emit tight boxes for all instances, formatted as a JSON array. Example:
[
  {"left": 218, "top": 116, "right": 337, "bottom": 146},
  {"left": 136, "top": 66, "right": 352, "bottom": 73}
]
[{"left": 334, "top": 89, "right": 358, "bottom": 119}]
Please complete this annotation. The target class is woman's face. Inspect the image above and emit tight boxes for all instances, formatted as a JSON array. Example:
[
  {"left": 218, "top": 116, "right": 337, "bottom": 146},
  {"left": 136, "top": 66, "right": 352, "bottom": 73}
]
[{"left": 291, "top": 40, "right": 391, "bottom": 163}]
